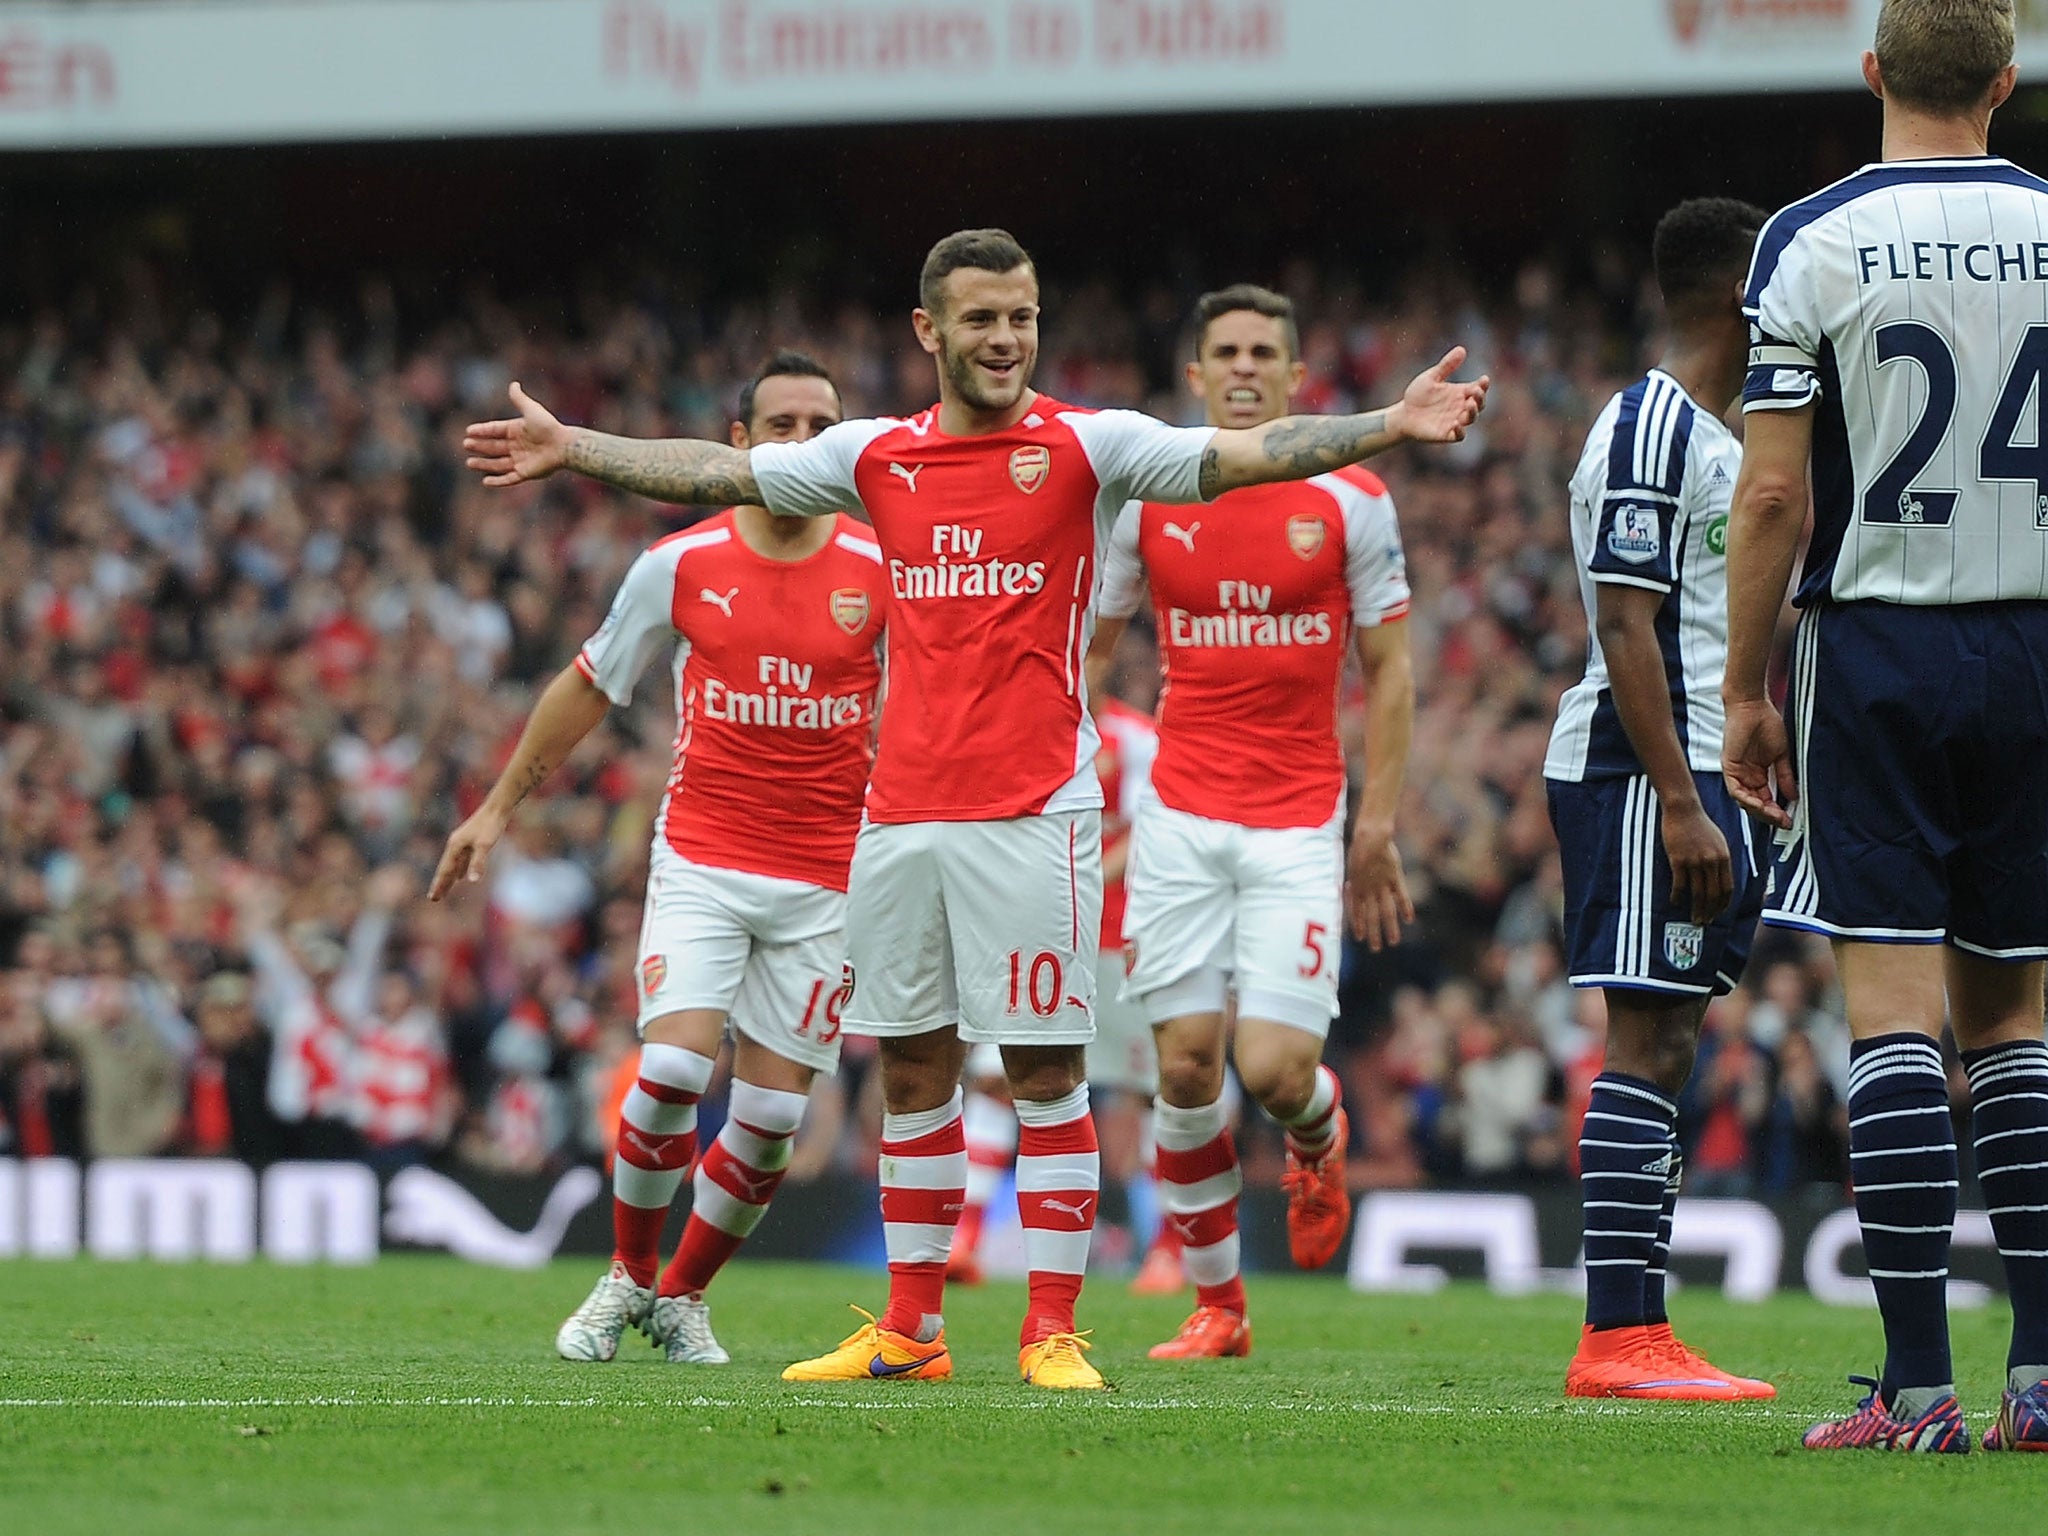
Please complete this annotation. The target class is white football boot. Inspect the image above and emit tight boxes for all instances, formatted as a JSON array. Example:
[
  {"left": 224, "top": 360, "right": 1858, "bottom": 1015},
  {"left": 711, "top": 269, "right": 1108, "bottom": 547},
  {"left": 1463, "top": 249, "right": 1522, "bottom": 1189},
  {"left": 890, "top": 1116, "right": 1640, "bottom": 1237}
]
[
  {"left": 643, "top": 1292, "right": 731, "bottom": 1365},
  {"left": 555, "top": 1261, "right": 653, "bottom": 1361}
]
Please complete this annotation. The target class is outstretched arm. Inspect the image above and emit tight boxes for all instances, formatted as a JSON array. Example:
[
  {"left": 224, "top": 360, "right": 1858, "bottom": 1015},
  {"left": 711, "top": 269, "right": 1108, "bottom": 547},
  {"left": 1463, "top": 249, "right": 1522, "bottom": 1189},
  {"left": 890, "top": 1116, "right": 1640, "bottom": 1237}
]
[
  {"left": 1200, "top": 348, "right": 1490, "bottom": 498},
  {"left": 429, "top": 665, "right": 612, "bottom": 900},
  {"left": 464, "top": 382, "right": 759, "bottom": 506}
]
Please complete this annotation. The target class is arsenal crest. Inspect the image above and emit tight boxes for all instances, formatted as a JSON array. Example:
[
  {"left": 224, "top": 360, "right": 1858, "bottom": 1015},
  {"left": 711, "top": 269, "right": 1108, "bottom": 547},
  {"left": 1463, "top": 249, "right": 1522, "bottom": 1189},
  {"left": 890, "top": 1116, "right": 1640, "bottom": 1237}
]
[
  {"left": 641, "top": 955, "right": 668, "bottom": 998},
  {"left": 1009, "top": 444, "right": 1051, "bottom": 495},
  {"left": 1123, "top": 940, "right": 1139, "bottom": 978},
  {"left": 829, "top": 587, "right": 870, "bottom": 635},
  {"left": 1662, "top": 922, "right": 1704, "bottom": 972},
  {"left": 1286, "top": 513, "right": 1326, "bottom": 560}
]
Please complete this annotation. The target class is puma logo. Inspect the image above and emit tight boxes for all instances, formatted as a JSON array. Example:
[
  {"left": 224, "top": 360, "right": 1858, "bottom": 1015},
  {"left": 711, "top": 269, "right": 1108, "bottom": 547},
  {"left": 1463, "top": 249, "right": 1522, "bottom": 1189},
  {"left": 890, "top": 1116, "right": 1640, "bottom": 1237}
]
[
  {"left": 621, "top": 1127, "right": 682, "bottom": 1167},
  {"left": 383, "top": 1166, "right": 601, "bottom": 1270},
  {"left": 1040, "top": 1196, "right": 1096, "bottom": 1225},
  {"left": 1166, "top": 1212, "right": 1203, "bottom": 1242},
  {"left": 889, "top": 463, "right": 925, "bottom": 493},
  {"left": 1162, "top": 521, "right": 1200, "bottom": 552},
  {"left": 726, "top": 1168, "right": 776, "bottom": 1202},
  {"left": 699, "top": 587, "right": 738, "bottom": 616}
]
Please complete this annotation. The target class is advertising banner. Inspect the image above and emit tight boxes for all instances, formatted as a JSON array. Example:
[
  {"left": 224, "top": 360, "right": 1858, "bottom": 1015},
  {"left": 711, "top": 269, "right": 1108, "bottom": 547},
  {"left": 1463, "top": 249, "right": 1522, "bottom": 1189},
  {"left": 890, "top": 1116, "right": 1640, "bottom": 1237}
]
[
  {"left": 7, "top": 0, "right": 2048, "bottom": 150},
  {"left": 0, "top": 1156, "right": 2011, "bottom": 1308}
]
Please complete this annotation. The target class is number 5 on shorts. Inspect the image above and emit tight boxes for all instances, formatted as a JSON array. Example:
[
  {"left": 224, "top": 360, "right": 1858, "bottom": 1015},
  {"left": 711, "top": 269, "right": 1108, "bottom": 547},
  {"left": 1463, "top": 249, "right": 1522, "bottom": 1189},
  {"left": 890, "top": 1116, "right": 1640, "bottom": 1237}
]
[{"left": 1300, "top": 922, "right": 1328, "bottom": 979}]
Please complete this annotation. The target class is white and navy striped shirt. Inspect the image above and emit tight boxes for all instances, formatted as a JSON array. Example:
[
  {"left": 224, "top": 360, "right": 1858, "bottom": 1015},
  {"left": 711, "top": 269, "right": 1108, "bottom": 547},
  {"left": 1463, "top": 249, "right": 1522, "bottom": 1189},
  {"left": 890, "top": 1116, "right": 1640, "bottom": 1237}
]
[
  {"left": 1545, "top": 370, "right": 1741, "bottom": 783},
  {"left": 1745, "top": 156, "right": 2048, "bottom": 606}
]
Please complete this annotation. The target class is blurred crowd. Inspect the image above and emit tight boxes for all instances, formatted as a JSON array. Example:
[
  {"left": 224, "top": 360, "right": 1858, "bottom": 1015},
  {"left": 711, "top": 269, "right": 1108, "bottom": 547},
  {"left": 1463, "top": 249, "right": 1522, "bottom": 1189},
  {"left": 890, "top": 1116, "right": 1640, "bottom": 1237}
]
[{"left": 0, "top": 250, "right": 1867, "bottom": 1199}]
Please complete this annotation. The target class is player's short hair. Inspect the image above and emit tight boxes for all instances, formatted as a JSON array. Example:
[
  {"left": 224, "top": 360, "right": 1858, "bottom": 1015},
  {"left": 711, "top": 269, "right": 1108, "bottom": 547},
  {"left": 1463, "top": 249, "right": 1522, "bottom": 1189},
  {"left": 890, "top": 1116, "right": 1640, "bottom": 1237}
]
[
  {"left": 1652, "top": 197, "right": 1768, "bottom": 314},
  {"left": 918, "top": 229, "right": 1036, "bottom": 315},
  {"left": 735, "top": 350, "right": 839, "bottom": 429},
  {"left": 1875, "top": 0, "right": 2015, "bottom": 113},
  {"left": 1192, "top": 284, "right": 1300, "bottom": 362}
]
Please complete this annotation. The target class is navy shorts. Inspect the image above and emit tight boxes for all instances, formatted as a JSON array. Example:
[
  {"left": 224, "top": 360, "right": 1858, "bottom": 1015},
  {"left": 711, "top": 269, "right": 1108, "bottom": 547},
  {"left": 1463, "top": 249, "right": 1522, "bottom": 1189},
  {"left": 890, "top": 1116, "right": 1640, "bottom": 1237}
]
[
  {"left": 1769, "top": 600, "right": 2048, "bottom": 958},
  {"left": 1548, "top": 770, "right": 1766, "bottom": 998}
]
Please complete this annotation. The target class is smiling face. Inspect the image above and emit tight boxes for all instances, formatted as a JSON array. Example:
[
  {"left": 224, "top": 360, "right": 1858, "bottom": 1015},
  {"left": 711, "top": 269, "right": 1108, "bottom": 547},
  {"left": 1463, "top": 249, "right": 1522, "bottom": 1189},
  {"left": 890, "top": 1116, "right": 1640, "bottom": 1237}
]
[
  {"left": 1188, "top": 308, "right": 1306, "bottom": 430},
  {"left": 915, "top": 264, "right": 1041, "bottom": 418}
]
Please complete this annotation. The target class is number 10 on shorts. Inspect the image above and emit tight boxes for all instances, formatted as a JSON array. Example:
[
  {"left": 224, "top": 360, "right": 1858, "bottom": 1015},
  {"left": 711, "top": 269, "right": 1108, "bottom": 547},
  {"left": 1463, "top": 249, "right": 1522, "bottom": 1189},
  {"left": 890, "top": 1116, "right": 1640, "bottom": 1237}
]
[{"left": 1006, "top": 949, "right": 1066, "bottom": 1016}]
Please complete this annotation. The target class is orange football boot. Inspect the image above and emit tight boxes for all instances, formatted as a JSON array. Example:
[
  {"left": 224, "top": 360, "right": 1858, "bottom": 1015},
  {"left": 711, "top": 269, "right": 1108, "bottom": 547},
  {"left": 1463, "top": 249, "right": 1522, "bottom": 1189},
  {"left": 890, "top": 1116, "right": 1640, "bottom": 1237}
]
[
  {"left": 1565, "top": 1324, "right": 1740, "bottom": 1400},
  {"left": 1645, "top": 1323, "right": 1776, "bottom": 1399},
  {"left": 1130, "top": 1230, "right": 1186, "bottom": 1295},
  {"left": 1147, "top": 1305, "right": 1253, "bottom": 1360},
  {"left": 1283, "top": 1107, "right": 1351, "bottom": 1269}
]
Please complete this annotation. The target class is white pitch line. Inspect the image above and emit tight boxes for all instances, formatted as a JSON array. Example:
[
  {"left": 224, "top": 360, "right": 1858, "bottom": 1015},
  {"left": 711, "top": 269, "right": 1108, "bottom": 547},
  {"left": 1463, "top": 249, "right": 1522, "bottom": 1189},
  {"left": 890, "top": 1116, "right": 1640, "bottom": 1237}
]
[{"left": 0, "top": 1394, "right": 1809, "bottom": 1420}]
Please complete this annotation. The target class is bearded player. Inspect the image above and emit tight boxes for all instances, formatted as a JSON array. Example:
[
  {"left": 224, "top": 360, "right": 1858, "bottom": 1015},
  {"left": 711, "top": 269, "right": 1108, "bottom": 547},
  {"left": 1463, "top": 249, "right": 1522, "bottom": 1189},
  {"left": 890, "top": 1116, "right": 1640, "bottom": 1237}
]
[
  {"left": 434, "top": 352, "right": 886, "bottom": 1367},
  {"left": 1086, "top": 285, "right": 1414, "bottom": 1359},
  {"left": 465, "top": 229, "right": 1488, "bottom": 1388}
]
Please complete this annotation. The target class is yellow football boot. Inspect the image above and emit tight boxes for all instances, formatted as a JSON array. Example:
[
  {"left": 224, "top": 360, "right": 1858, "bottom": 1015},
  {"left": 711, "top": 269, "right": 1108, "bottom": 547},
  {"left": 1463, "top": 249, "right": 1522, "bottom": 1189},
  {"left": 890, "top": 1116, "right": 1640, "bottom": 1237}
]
[
  {"left": 1019, "top": 1331, "right": 1106, "bottom": 1390},
  {"left": 781, "top": 1306, "right": 952, "bottom": 1383}
]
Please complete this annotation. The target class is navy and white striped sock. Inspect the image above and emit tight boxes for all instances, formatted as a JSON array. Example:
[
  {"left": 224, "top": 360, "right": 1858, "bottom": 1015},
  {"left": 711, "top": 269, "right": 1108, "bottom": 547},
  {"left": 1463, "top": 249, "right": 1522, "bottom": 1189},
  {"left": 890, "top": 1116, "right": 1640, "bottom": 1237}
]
[
  {"left": 1848, "top": 1033, "right": 1957, "bottom": 1400},
  {"left": 1580, "top": 1072, "right": 1677, "bottom": 1331},
  {"left": 1962, "top": 1038, "right": 2048, "bottom": 1376},
  {"left": 1643, "top": 1152, "right": 1683, "bottom": 1328}
]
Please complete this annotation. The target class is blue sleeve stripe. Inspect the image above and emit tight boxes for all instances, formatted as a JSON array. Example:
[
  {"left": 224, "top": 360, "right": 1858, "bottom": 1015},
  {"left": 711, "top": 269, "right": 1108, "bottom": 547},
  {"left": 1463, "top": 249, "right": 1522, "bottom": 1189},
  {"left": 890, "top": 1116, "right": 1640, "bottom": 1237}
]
[
  {"left": 1606, "top": 381, "right": 1646, "bottom": 494},
  {"left": 1746, "top": 158, "right": 2048, "bottom": 315},
  {"left": 1606, "top": 376, "right": 1689, "bottom": 497}
]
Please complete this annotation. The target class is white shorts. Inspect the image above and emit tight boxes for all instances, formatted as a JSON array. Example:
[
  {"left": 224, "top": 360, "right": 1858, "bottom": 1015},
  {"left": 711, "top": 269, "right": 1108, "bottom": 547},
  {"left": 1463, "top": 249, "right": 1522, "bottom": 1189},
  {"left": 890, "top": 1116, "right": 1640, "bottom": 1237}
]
[
  {"left": 637, "top": 845, "right": 848, "bottom": 1074},
  {"left": 843, "top": 812, "right": 1102, "bottom": 1047},
  {"left": 1121, "top": 792, "right": 1341, "bottom": 1038},
  {"left": 1086, "top": 947, "right": 1157, "bottom": 1094}
]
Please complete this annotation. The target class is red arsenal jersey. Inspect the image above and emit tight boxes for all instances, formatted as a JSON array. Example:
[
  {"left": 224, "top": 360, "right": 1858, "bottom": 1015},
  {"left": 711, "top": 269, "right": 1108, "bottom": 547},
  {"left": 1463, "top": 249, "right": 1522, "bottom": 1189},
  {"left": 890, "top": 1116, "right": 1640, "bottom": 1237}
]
[
  {"left": 751, "top": 398, "right": 1213, "bottom": 824},
  {"left": 1099, "top": 467, "right": 1409, "bottom": 830},
  {"left": 575, "top": 511, "right": 887, "bottom": 891}
]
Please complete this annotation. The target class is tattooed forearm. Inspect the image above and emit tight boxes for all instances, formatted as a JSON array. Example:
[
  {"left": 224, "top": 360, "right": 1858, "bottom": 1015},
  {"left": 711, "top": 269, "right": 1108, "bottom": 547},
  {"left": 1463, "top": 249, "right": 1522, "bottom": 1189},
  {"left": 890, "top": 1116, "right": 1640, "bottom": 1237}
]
[
  {"left": 1203, "top": 410, "right": 1397, "bottom": 496},
  {"left": 504, "top": 755, "right": 553, "bottom": 809},
  {"left": 1255, "top": 411, "right": 1391, "bottom": 476},
  {"left": 566, "top": 430, "right": 760, "bottom": 507}
]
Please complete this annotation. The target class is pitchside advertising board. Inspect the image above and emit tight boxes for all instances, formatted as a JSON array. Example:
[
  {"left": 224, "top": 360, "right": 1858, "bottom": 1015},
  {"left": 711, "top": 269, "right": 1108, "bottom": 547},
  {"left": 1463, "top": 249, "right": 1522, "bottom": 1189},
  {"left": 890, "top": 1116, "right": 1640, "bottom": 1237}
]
[
  {"left": 9, "top": 0, "right": 2048, "bottom": 148},
  {"left": 0, "top": 1156, "right": 2012, "bottom": 1309}
]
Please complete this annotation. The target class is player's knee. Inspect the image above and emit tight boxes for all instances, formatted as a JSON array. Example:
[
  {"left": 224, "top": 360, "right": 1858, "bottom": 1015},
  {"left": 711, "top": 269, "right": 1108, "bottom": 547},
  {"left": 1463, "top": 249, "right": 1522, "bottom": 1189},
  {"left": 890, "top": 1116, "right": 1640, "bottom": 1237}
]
[
  {"left": 878, "top": 1033, "right": 966, "bottom": 1115},
  {"left": 1002, "top": 1044, "right": 1086, "bottom": 1103},
  {"left": 1648, "top": 1016, "right": 1699, "bottom": 1095},
  {"left": 1155, "top": 1040, "right": 1225, "bottom": 1107},
  {"left": 1239, "top": 1053, "right": 1316, "bottom": 1119}
]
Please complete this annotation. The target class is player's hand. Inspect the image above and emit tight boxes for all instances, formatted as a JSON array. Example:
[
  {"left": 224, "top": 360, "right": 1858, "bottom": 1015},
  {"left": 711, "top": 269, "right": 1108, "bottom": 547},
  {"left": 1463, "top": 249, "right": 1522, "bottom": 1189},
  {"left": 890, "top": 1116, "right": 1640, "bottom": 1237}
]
[
  {"left": 1345, "top": 827, "right": 1415, "bottom": 952},
  {"left": 1721, "top": 699, "right": 1797, "bottom": 831},
  {"left": 429, "top": 806, "right": 509, "bottom": 902},
  {"left": 463, "top": 382, "right": 574, "bottom": 487},
  {"left": 1661, "top": 800, "right": 1733, "bottom": 925},
  {"left": 1389, "top": 348, "right": 1491, "bottom": 445}
]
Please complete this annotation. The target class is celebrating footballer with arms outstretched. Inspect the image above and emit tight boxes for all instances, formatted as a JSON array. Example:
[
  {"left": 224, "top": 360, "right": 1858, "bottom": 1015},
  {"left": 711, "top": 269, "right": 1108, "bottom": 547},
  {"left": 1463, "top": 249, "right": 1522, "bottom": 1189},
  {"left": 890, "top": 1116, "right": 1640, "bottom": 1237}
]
[{"left": 464, "top": 228, "right": 1487, "bottom": 1389}]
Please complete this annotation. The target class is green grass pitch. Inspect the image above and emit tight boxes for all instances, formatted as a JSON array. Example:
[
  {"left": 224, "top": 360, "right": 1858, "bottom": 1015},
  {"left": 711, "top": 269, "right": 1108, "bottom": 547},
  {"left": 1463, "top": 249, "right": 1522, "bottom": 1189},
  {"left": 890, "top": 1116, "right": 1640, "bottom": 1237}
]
[{"left": 0, "top": 1256, "right": 2037, "bottom": 1534}]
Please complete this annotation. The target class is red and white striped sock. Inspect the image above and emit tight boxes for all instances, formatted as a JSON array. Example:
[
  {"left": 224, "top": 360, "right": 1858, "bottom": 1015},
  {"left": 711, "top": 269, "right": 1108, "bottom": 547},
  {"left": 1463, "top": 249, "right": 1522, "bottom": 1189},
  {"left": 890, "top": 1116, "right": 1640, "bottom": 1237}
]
[
  {"left": 660, "top": 1079, "right": 808, "bottom": 1298},
  {"left": 610, "top": 1043, "right": 713, "bottom": 1287},
  {"left": 955, "top": 1089, "right": 1017, "bottom": 1261},
  {"left": 1015, "top": 1085, "right": 1100, "bottom": 1345},
  {"left": 1281, "top": 1064, "right": 1342, "bottom": 1163},
  {"left": 1153, "top": 1096, "right": 1244, "bottom": 1315},
  {"left": 878, "top": 1089, "right": 967, "bottom": 1341}
]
